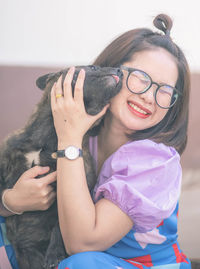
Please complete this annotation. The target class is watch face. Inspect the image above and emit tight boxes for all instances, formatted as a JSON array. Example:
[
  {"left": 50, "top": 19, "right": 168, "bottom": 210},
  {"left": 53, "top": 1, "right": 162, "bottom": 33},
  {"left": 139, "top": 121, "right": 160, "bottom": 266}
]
[{"left": 64, "top": 146, "right": 79, "bottom": 160}]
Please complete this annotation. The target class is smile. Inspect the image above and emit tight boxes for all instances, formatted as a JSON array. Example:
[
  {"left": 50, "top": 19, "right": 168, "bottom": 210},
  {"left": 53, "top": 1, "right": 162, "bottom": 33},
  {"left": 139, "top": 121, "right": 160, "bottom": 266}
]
[{"left": 127, "top": 101, "right": 151, "bottom": 119}]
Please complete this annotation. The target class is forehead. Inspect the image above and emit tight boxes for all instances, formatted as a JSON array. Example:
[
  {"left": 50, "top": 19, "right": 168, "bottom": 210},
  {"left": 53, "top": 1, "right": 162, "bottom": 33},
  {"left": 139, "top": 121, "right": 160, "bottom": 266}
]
[{"left": 124, "top": 48, "right": 178, "bottom": 86}]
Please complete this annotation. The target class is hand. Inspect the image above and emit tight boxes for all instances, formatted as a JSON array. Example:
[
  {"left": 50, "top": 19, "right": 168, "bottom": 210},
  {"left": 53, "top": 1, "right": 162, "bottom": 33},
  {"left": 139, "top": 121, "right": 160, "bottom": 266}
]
[
  {"left": 51, "top": 67, "right": 109, "bottom": 147},
  {"left": 5, "top": 166, "right": 57, "bottom": 213}
]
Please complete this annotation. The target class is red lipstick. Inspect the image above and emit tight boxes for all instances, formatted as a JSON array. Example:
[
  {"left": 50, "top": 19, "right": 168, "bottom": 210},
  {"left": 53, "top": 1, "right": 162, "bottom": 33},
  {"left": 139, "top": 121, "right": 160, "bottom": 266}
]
[{"left": 127, "top": 101, "right": 152, "bottom": 119}]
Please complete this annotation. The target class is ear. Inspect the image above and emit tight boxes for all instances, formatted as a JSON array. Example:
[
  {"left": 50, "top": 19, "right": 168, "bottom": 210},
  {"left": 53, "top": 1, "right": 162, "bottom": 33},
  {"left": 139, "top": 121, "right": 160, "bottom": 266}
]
[{"left": 36, "top": 72, "right": 57, "bottom": 90}]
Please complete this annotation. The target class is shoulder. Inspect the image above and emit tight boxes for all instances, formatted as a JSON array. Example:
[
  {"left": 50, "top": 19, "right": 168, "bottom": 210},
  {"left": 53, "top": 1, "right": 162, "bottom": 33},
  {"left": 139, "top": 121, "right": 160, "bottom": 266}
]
[
  {"left": 95, "top": 139, "right": 181, "bottom": 195},
  {"left": 109, "top": 139, "right": 180, "bottom": 174},
  {"left": 117, "top": 139, "right": 179, "bottom": 158},
  {"left": 94, "top": 140, "right": 182, "bottom": 232}
]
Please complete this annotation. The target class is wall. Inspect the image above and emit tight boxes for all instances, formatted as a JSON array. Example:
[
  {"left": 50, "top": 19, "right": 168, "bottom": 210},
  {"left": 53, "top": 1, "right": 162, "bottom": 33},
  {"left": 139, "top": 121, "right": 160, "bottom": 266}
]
[{"left": 0, "top": 65, "right": 199, "bottom": 259}]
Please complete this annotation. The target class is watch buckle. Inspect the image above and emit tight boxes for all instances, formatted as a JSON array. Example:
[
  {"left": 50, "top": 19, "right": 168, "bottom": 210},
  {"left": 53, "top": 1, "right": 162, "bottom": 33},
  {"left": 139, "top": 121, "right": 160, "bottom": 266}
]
[{"left": 51, "top": 152, "right": 57, "bottom": 159}]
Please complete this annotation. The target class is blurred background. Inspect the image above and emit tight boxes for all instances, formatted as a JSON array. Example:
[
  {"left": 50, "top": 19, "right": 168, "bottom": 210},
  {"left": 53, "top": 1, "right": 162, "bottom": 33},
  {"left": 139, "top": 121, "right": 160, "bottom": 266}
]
[{"left": 0, "top": 0, "right": 199, "bottom": 261}]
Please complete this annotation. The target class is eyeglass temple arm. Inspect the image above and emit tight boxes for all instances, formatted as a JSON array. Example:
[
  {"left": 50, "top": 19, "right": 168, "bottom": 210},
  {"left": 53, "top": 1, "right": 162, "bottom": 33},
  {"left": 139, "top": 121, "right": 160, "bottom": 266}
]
[{"left": 120, "top": 65, "right": 129, "bottom": 71}]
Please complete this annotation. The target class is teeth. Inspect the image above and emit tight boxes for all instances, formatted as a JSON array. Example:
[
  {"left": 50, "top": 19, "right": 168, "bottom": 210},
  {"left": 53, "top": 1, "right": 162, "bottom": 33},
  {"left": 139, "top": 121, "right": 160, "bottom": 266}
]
[{"left": 128, "top": 102, "right": 148, "bottom": 115}]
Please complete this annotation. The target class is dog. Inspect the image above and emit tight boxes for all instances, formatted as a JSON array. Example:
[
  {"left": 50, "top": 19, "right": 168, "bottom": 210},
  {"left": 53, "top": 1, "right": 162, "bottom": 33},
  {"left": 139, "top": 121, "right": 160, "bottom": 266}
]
[{"left": 0, "top": 65, "right": 123, "bottom": 269}]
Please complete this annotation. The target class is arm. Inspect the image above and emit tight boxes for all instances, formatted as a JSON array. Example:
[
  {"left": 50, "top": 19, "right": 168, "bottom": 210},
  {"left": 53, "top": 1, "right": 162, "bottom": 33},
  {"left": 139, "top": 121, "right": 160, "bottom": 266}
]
[
  {"left": 51, "top": 68, "right": 133, "bottom": 255},
  {"left": 0, "top": 166, "right": 57, "bottom": 217}
]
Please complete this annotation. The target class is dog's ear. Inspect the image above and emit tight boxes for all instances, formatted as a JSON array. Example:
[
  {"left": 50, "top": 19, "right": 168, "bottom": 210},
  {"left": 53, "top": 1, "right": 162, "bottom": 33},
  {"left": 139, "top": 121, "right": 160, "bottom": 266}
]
[{"left": 36, "top": 72, "right": 58, "bottom": 90}]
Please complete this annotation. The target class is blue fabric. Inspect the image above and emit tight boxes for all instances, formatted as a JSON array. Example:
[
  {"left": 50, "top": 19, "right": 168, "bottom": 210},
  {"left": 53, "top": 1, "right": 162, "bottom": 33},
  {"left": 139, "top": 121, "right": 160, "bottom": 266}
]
[
  {"left": 58, "top": 251, "right": 146, "bottom": 269},
  {"left": 58, "top": 251, "right": 191, "bottom": 269},
  {"left": 0, "top": 216, "right": 19, "bottom": 269}
]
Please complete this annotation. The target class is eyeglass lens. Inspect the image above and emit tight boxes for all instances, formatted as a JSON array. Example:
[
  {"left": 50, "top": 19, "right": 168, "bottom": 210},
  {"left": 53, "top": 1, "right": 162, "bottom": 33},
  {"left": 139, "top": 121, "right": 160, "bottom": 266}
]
[{"left": 127, "top": 70, "right": 177, "bottom": 109}]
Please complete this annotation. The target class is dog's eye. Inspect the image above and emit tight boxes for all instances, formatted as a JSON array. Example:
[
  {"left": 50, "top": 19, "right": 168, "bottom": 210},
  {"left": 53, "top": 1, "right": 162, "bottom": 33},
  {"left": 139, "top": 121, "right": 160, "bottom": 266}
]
[{"left": 90, "top": 65, "right": 98, "bottom": 71}]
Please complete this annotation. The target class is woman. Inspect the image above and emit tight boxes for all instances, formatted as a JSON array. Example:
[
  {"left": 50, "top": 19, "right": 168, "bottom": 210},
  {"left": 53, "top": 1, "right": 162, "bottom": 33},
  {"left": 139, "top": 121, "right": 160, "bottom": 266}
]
[{"left": 1, "top": 14, "right": 191, "bottom": 268}]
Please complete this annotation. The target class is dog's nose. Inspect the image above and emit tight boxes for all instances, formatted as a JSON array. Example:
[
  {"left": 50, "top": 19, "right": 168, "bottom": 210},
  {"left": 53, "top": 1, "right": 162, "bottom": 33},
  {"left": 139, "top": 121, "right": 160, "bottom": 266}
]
[{"left": 116, "top": 68, "right": 122, "bottom": 76}]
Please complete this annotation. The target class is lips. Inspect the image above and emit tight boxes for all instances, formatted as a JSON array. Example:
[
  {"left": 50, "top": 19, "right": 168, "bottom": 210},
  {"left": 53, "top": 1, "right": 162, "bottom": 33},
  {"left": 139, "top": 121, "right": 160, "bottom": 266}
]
[{"left": 127, "top": 101, "right": 152, "bottom": 119}]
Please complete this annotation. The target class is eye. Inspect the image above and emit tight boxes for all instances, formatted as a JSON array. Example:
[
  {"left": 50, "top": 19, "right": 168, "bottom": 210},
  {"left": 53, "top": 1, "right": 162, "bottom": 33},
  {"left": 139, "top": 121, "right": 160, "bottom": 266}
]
[{"left": 158, "top": 85, "right": 174, "bottom": 97}]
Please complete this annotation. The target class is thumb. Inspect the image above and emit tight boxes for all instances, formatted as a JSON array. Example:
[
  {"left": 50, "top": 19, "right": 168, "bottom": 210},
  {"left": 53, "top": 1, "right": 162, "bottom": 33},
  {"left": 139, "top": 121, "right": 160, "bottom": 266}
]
[{"left": 22, "top": 166, "right": 50, "bottom": 179}]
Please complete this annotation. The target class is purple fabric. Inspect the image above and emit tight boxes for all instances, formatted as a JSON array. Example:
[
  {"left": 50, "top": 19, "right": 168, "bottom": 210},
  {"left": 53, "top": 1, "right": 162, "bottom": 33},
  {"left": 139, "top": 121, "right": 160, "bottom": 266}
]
[{"left": 89, "top": 137, "right": 182, "bottom": 233}]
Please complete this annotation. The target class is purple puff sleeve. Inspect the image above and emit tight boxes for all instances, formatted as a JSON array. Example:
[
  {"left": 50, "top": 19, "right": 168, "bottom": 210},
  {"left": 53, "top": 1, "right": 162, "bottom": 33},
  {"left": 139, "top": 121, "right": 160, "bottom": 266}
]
[{"left": 93, "top": 139, "right": 182, "bottom": 233}]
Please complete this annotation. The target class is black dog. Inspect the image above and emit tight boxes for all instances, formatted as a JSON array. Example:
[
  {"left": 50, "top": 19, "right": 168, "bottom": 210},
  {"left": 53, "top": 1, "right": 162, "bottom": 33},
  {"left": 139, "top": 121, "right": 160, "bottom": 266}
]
[{"left": 0, "top": 65, "right": 123, "bottom": 269}]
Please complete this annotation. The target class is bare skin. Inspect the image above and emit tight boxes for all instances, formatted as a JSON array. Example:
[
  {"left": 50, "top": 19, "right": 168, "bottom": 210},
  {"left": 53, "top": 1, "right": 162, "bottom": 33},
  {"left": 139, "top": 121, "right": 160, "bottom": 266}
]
[{"left": 0, "top": 166, "right": 57, "bottom": 217}]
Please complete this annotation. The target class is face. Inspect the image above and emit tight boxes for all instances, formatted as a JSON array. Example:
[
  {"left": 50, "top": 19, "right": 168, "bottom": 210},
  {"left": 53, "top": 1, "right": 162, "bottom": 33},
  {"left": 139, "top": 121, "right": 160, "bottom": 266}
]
[{"left": 108, "top": 48, "right": 179, "bottom": 134}]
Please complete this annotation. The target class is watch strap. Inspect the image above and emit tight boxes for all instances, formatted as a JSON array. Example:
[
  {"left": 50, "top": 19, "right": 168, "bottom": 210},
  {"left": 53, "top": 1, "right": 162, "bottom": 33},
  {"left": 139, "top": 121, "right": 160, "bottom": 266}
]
[
  {"left": 56, "top": 150, "right": 65, "bottom": 158},
  {"left": 57, "top": 149, "right": 83, "bottom": 158},
  {"left": 51, "top": 148, "right": 83, "bottom": 159}
]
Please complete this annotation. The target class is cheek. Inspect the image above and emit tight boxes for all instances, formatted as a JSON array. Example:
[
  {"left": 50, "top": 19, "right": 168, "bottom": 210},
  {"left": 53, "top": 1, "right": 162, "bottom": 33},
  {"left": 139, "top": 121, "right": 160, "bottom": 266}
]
[
  {"left": 155, "top": 108, "right": 169, "bottom": 122},
  {"left": 109, "top": 95, "right": 120, "bottom": 113},
  {"left": 109, "top": 91, "right": 125, "bottom": 115},
  {"left": 110, "top": 87, "right": 127, "bottom": 105},
  {"left": 121, "top": 76, "right": 129, "bottom": 92}
]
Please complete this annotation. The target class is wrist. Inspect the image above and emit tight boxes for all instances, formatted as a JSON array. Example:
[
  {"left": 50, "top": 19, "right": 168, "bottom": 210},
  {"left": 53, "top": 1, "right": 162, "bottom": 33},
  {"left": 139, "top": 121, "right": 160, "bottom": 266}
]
[
  {"left": 57, "top": 137, "right": 83, "bottom": 150},
  {"left": 2, "top": 189, "right": 23, "bottom": 215}
]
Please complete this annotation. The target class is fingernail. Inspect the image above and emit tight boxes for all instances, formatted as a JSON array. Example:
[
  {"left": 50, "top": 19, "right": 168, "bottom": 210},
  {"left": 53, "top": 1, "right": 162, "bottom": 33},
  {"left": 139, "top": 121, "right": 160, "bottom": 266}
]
[{"left": 70, "top": 66, "right": 75, "bottom": 72}]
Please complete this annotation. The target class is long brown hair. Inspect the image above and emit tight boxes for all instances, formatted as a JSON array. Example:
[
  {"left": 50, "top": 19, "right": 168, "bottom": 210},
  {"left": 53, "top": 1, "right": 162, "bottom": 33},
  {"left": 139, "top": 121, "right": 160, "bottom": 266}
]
[{"left": 92, "top": 14, "right": 190, "bottom": 155}]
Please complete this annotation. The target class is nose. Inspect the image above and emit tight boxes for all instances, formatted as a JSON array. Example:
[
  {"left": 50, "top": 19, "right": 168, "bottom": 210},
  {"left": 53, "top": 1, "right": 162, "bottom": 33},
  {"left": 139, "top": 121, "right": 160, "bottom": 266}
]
[
  {"left": 111, "top": 68, "right": 123, "bottom": 83},
  {"left": 139, "top": 85, "right": 156, "bottom": 104},
  {"left": 116, "top": 68, "right": 122, "bottom": 77}
]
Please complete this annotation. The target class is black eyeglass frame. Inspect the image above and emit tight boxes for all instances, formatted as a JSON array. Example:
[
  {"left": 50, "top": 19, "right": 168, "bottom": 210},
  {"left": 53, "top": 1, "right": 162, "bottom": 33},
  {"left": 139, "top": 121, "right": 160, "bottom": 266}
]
[{"left": 120, "top": 65, "right": 181, "bottom": 109}]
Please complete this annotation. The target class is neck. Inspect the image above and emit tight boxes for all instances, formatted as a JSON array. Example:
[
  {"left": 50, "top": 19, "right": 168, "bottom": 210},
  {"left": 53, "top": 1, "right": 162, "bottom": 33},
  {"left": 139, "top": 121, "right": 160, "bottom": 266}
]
[{"left": 98, "top": 111, "right": 130, "bottom": 158}]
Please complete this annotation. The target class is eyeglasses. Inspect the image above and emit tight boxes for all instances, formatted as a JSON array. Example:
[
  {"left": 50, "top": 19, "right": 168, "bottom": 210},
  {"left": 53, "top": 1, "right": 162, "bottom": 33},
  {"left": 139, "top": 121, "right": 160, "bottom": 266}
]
[{"left": 120, "top": 65, "right": 180, "bottom": 109}]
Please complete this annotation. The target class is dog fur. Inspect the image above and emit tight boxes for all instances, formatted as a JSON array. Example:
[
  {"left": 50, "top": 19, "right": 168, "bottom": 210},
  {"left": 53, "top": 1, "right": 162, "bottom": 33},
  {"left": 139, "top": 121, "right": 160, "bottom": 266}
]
[{"left": 0, "top": 65, "right": 123, "bottom": 269}]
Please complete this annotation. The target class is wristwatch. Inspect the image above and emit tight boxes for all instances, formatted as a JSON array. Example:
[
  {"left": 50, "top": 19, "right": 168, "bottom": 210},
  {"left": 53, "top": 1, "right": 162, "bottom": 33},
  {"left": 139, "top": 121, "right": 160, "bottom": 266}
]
[{"left": 51, "top": 146, "right": 83, "bottom": 160}]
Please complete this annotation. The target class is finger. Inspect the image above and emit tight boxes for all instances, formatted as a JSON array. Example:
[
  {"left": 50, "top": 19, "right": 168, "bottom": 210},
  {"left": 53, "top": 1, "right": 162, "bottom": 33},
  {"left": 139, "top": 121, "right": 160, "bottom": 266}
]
[
  {"left": 55, "top": 76, "right": 63, "bottom": 102},
  {"left": 74, "top": 69, "right": 85, "bottom": 104},
  {"left": 63, "top": 66, "right": 75, "bottom": 100},
  {"left": 39, "top": 171, "right": 57, "bottom": 185},
  {"left": 40, "top": 190, "right": 56, "bottom": 211},
  {"left": 44, "top": 184, "right": 55, "bottom": 194},
  {"left": 51, "top": 82, "right": 57, "bottom": 110},
  {"left": 22, "top": 166, "right": 50, "bottom": 179},
  {"left": 47, "top": 191, "right": 57, "bottom": 206},
  {"left": 92, "top": 104, "right": 110, "bottom": 121},
  {"left": 48, "top": 190, "right": 56, "bottom": 200}
]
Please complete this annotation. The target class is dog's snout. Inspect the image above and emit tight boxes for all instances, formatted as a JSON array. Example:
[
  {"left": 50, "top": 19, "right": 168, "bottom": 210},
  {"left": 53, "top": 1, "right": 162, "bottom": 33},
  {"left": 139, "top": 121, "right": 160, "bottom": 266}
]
[
  {"left": 111, "top": 68, "right": 123, "bottom": 77},
  {"left": 109, "top": 68, "right": 123, "bottom": 84}
]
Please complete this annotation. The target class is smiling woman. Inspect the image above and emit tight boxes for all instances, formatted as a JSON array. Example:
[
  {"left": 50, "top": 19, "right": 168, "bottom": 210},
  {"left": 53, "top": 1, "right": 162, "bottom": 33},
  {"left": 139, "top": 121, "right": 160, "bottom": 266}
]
[
  {"left": 0, "top": 13, "right": 192, "bottom": 269},
  {"left": 54, "top": 14, "right": 191, "bottom": 269}
]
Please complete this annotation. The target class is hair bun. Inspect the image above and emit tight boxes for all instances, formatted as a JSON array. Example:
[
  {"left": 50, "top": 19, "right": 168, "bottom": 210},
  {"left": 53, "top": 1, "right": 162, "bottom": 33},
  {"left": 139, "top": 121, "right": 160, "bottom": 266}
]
[{"left": 153, "top": 14, "right": 173, "bottom": 36}]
